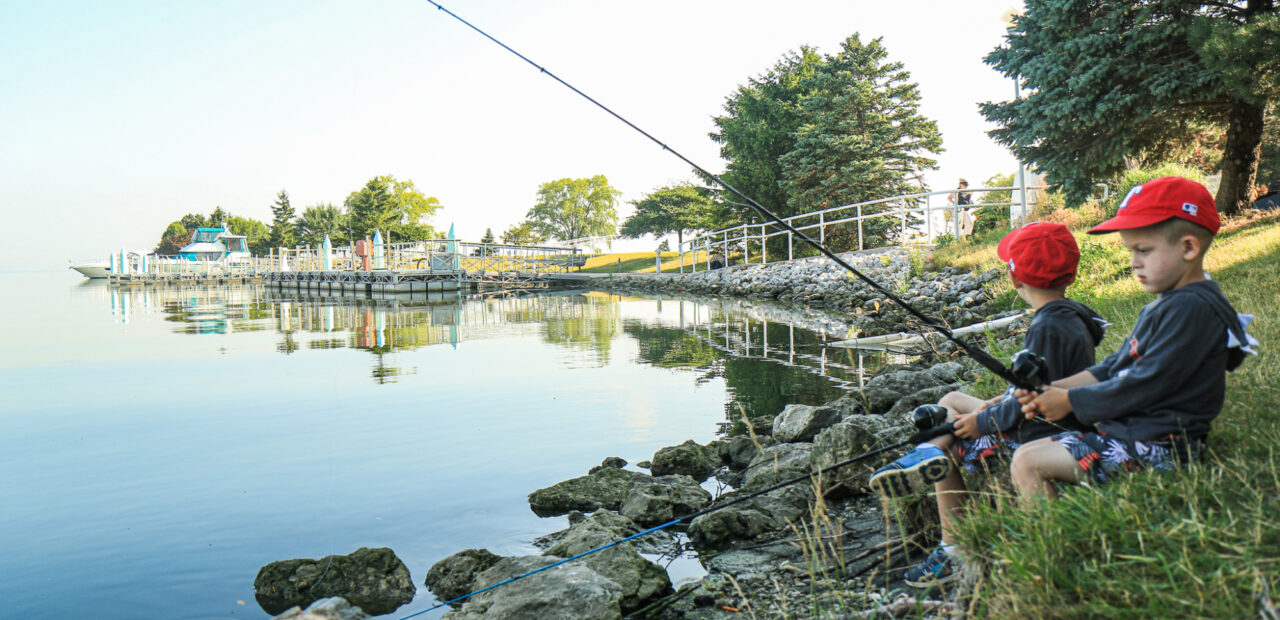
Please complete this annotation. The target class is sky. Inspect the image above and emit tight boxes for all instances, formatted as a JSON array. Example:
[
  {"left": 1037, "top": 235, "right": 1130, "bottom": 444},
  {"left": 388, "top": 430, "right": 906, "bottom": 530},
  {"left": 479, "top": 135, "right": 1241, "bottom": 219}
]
[{"left": 0, "top": 0, "right": 1024, "bottom": 270}]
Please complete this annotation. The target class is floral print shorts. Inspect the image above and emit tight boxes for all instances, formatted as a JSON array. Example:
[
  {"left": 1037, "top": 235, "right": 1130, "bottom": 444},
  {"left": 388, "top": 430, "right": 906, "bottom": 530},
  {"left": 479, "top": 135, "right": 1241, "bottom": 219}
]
[{"left": 1051, "top": 430, "right": 1200, "bottom": 484}]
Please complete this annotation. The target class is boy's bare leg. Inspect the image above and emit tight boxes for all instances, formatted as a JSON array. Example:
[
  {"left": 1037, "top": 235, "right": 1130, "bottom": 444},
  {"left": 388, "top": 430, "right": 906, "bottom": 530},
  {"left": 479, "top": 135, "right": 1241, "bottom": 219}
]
[
  {"left": 928, "top": 391, "right": 987, "bottom": 451},
  {"left": 1010, "top": 438, "right": 1086, "bottom": 500},
  {"left": 935, "top": 464, "right": 966, "bottom": 543}
]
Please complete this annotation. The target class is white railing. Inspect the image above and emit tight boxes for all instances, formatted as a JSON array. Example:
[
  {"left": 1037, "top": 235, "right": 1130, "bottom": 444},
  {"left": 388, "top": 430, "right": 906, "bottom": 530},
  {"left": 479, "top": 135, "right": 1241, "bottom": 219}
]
[
  {"left": 678, "top": 185, "right": 1048, "bottom": 273},
  {"left": 107, "top": 239, "right": 586, "bottom": 279}
]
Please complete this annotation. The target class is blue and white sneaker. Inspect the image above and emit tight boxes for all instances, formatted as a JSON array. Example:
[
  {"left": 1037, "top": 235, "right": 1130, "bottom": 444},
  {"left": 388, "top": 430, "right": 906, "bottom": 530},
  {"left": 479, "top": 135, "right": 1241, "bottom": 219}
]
[
  {"left": 868, "top": 445, "right": 952, "bottom": 498},
  {"left": 904, "top": 545, "right": 962, "bottom": 587}
]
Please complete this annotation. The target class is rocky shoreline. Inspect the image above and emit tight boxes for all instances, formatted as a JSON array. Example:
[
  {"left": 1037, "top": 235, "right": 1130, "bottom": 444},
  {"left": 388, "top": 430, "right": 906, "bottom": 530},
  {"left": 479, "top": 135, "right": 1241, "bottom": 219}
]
[{"left": 255, "top": 248, "right": 1022, "bottom": 619}]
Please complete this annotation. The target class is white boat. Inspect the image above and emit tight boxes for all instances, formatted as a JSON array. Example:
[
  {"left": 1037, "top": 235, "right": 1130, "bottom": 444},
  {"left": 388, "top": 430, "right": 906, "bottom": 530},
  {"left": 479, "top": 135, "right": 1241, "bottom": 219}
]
[
  {"left": 177, "top": 226, "right": 250, "bottom": 262},
  {"left": 70, "top": 259, "right": 111, "bottom": 279}
]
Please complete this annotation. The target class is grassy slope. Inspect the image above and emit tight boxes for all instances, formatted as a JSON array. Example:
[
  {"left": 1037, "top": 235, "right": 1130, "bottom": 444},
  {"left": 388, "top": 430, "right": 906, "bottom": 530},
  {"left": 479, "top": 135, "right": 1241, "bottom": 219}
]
[
  {"left": 931, "top": 212, "right": 1280, "bottom": 618},
  {"left": 578, "top": 251, "right": 709, "bottom": 273}
]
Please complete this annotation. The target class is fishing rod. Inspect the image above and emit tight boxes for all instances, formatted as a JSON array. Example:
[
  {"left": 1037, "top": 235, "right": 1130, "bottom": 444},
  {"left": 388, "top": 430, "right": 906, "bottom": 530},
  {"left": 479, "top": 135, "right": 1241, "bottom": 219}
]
[
  {"left": 421, "top": 0, "right": 1039, "bottom": 392},
  {"left": 400, "top": 406, "right": 959, "bottom": 619}
]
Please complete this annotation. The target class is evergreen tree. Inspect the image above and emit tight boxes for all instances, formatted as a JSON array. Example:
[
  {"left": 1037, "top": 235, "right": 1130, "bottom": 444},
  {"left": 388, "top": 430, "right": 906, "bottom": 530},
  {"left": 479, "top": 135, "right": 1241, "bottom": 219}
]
[
  {"left": 480, "top": 228, "right": 495, "bottom": 244},
  {"left": 981, "top": 0, "right": 1280, "bottom": 213},
  {"left": 710, "top": 47, "right": 822, "bottom": 223},
  {"left": 780, "top": 35, "right": 941, "bottom": 247},
  {"left": 269, "top": 189, "right": 296, "bottom": 249},
  {"left": 296, "top": 203, "right": 348, "bottom": 246}
]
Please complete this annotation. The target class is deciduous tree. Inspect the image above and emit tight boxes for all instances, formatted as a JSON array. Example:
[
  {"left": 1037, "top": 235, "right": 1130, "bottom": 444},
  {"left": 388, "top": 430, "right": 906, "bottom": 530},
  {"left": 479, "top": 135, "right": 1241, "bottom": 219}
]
[
  {"left": 525, "top": 176, "right": 620, "bottom": 242},
  {"left": 620, "top": 183, "right": 719, "bottom": 248},
  {"left": 501, "top": 221, "right": 543, "bottom": 245},
  {"left": 296, "top": 203, "right": 348, "bottom": 246}
]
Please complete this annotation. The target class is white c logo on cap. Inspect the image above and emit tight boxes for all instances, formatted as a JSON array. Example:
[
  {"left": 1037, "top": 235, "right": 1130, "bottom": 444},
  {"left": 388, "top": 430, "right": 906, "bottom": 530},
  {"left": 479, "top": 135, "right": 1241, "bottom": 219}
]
[{"left": 1119, "top": 184, "right": 1143, "bottom": 210}]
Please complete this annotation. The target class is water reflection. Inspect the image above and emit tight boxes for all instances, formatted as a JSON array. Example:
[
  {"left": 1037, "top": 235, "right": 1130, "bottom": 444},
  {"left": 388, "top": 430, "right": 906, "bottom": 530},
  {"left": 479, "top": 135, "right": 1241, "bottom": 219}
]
[{"left": 94, "top": 283, "right": 896, "bottom": 399}]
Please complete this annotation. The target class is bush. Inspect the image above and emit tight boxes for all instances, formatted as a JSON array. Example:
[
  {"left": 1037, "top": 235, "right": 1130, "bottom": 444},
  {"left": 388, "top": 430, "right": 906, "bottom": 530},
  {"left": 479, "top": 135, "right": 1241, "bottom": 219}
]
[{"left": 1102, "top": 163, "right": 1210, "bottom": 219}]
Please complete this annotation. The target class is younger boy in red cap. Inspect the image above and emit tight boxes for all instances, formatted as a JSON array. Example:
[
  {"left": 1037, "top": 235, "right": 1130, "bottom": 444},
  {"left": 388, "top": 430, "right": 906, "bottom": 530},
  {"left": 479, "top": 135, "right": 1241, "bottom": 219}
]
[
  {"left": 1012, "top": 176, "right": 1257, "bottom": 500},
  {"left": 869, "top": 221, "right": 1108, "bottom": 587}
]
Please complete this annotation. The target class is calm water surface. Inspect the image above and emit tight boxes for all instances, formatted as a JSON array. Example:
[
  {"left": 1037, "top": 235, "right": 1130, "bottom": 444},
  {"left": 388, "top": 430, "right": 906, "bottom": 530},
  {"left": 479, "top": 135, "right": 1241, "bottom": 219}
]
[{"left": 0, "top": 271, "right": 887, "bottom": 619}]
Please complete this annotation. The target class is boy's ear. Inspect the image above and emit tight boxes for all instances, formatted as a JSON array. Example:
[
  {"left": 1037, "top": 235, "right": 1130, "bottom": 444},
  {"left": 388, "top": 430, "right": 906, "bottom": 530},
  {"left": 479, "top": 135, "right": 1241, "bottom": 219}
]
[
  {"left": 1008, "top": 270, "right": 1023, "bottom": 289},
  {"left": 1180, "top": 234, "right": 1204, "bottom": 261}
]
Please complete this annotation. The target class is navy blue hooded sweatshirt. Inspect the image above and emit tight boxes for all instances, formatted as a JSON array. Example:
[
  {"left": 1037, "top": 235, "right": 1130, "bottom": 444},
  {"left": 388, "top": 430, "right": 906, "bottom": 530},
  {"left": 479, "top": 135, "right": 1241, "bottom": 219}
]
[
  {"left": 1068, "top": 279, "right": 1248, "bottom": 441},
  {"left": 975, "top": 299, "right": 1108, "bottom": 442}
]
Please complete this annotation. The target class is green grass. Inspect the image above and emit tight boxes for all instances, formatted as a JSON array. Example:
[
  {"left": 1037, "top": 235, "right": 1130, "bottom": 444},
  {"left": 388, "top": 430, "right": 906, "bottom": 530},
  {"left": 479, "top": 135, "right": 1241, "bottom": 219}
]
[{"left": 936, "top": 211, "right": 1280, "bottom": 618}]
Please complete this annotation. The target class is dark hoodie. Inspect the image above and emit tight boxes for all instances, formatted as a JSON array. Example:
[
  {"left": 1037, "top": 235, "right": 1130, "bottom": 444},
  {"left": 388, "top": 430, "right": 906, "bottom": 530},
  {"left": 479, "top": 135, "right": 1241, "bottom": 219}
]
[
  {"left": 975, "top": 299, "right": 1108, "bottom": 442},
  {"left": 1068, "top": 279, "right": 1248, "bottom": 441}
]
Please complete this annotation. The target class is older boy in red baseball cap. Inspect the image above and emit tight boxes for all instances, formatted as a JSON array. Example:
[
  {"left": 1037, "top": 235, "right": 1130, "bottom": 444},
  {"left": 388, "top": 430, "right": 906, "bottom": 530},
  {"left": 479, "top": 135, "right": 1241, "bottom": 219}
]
[
  {"left": 1013, "top": 177, "right": 1257, "bottom": 500},
  {"left": 869, "top": 221, "right": 1107, "bottom": 587}
]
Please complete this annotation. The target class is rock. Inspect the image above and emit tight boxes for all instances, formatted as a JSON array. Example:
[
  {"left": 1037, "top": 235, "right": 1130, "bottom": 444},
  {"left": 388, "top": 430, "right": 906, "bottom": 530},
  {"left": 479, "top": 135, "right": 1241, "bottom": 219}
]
[
  {"left": 272, "top": 597, "right": 369, "bottom": 620},
  {"left": 885, "top": 384, "right": 962, "bottom": 422},
  {"left": 532, "top": 509, "right": 675, "bottom": 556},
  {"left": 743, "top": 443, "right": 813, "bottom": 490},
  {"left": 442, "top": 556, "right": 622, "bottom": 619},
  {"left": 857, "top": 386, "right": 903, "bottom": 414},
  {"left": 527, "top": 466, "right": 651, "bottom": 517},
  {"left": 588, "top": 456, "right": 627, "bottom": 474},
  {"left": 687, "top": 486, "right": 812, "bottom": 548},
  {"left": 649, "top": 440, "right": 717, "bottom": 482},
  {"left": 636, "top": 460, "right": 651, "bottom": 469},
  {"left": 425, "top": 549, "right": 502, "bottom": 607},
  {"left": 543, "top": 511, "right": 673, "bottom": 613},
  {"left": 772, "top": 404, "right": 841, "bottom": 443},
  {"left": 810, "top": 416, "right": 907, "bottom": 495},
  {"left": 717, "top": 435, "right": 773, "bottom": 471},
  {"left": 254, "top": 547, "right": 415, "bottom": 616},
  {"left": 620, "top": 474, "right": 712, "bottom": 527}
]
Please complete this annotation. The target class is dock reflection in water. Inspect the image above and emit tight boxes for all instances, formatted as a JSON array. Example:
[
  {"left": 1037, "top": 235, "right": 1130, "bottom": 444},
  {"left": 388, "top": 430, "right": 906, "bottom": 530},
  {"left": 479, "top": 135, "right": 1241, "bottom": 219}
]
[{"left": 96, "top": 282, "right": 898, "bottom": 402}]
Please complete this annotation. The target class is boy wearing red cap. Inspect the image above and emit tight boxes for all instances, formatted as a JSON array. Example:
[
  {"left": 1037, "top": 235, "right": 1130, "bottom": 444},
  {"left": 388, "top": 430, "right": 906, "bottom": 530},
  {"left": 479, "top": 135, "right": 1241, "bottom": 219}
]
[
  {"left": 1013, "top": 176, "right": 1257, "bottom": 500},
  {"left": 869, "top": 221, "right": 1108, "bottom": 587}
]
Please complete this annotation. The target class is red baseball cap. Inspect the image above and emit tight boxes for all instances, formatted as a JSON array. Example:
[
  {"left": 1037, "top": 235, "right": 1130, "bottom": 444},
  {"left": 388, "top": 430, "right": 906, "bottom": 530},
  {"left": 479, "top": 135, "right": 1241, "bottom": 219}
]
[
  {"left": 1088, "top": 176, "right": 1219, "bottom": 235},
  {"left": 997, "top": 222, "right": 1080, "bottom": 289}
]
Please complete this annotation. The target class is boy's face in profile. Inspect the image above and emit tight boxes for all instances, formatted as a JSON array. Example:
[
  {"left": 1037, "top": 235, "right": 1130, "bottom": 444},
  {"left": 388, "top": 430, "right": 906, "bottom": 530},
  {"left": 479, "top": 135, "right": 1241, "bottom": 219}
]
[{"left": 1119, "top": 225, "right": 1200, "bottom": 294}]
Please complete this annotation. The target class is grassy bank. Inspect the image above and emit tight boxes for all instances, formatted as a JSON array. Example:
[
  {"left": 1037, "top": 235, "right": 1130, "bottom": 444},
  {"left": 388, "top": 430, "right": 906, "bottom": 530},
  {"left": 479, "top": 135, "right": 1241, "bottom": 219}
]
[{"left": 932, "top": 211, "right": 1280, "bottom": 617}]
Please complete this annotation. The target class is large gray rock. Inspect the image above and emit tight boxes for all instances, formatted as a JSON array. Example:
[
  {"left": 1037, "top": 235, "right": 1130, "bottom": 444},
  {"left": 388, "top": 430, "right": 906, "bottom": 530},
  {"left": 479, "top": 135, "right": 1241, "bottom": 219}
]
[
  {"left": 527, "top": 466, "right": 651, "bottom": 517},
  {"left": 743, "top": 443, "right": 813, "bottom": 490},
  {"left": 772, "top": 404, "right": 841, "bottom": 443},
  {"left": 442, "top": 556, "right": 622, "bottom": 619},
  {"left": 272, "top": 597, "right": 369, "bottom": 620},
  {"left": 543, "top": 511, "right": 672, "bottom": 613},
  {"left": 716, "top": 435, "right": 773, "bottom": 470},
  {"left": 687, "top": 486, "right": 812, "bottom": 548},
  {"left": 649, "top": 440, "right": 718, "bottom": 482},
  {"left": 810, "top": 415, "right": 907, "bottom": 495},
  {"left": 885, "top": 384, "right": 962, "bottom": 422},
  {"left": 424, "top": 549, "right": 502, "bottom": 607},
  {"left": 532, "top": 509, "right": 675, "bottom": 556},
  {"left": 620, "top": 474, "right": 711, "bottom": 527},
  {"left": 254, "top": 547, "right": 415, "bottom": 616}
]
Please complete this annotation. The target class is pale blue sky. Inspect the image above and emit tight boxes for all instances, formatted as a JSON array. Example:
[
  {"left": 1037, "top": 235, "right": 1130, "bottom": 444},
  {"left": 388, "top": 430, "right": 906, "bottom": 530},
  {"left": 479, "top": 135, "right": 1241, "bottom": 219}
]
[{"left": 1, "top": 0, "right": 1023, "bottom": 269}]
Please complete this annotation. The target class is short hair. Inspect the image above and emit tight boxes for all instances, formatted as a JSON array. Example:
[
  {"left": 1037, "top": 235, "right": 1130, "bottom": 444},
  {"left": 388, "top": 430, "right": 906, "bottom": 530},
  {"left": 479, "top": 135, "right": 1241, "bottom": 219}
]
[{"left": 1152, "top": 217, "right": 1214, "bottom": 250}]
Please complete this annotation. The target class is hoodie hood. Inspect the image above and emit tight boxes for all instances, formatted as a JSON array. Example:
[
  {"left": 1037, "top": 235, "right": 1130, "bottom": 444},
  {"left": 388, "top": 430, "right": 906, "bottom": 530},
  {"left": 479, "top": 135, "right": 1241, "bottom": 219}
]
[{"left": 1036, "top": 298, "right": 1108, "bottom": 346}]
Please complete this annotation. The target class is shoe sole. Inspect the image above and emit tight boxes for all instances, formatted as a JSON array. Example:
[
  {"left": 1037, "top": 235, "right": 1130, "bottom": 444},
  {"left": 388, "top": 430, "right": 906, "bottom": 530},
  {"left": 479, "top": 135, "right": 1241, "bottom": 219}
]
[
  {"left": 905, "top": 569, "right": 962, "bottom": 589},
  {"left": 868, "top": 455, "right": 952, "bottom": 498}
]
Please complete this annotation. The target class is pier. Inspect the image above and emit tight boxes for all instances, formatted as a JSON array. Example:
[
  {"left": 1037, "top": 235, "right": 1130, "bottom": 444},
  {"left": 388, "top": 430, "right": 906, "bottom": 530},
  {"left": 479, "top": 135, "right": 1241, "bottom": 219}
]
[{"left": 105, "top": 237, "right": 609, "bottom": 295}]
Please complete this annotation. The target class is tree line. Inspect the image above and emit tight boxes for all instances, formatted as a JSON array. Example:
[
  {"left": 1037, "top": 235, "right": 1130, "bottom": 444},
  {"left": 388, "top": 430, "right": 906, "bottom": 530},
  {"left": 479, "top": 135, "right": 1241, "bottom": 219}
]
[{"left": 154, "top": 175, "right": 443, "bottom": 255}]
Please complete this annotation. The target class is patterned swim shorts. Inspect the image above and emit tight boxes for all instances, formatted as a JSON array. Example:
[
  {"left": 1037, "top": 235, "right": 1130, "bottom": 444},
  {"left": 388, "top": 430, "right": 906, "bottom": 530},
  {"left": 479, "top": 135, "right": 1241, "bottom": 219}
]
[
  {"left": 1051, "top": 431, "right": 1201, "bottom": 484},
  {"left": 954, "top": 433, "right": 1023, "bottom": 475}
]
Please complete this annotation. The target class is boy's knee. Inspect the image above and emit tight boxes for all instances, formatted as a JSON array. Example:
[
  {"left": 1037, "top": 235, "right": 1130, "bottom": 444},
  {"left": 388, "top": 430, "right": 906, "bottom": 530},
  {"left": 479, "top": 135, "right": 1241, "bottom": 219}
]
[{"left": 939, "top": 391, "right": 965, "bottom": 409}]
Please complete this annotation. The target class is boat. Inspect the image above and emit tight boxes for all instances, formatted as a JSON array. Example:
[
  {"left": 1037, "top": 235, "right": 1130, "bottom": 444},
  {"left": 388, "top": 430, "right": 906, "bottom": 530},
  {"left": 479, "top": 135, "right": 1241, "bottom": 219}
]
[
  {"left": 177, "top": 226, "right": 251, "bottom": 262},
  {"left": 69, "top": 259, "right": 111, "bottom": 279}
]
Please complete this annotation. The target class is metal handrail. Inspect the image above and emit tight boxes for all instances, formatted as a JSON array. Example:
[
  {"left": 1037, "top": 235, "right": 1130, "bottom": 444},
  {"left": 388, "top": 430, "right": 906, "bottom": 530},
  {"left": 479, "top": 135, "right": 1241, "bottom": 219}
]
[{"left": 677, "top": 185, "right": 1049, "bottom": 272}]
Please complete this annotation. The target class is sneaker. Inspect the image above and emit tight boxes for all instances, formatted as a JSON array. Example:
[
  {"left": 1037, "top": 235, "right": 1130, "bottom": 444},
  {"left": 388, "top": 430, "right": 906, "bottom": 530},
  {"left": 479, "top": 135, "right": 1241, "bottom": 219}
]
[
  {"left": 868, "top": 445, "right": 952, "bottom": 498},
  {"left": 905, "top": 545, "right": 962, "bottom": 588}
]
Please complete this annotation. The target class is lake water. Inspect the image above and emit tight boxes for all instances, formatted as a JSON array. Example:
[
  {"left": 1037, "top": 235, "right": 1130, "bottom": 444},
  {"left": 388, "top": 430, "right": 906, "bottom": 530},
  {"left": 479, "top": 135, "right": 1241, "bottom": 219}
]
[{"left": 0, "top": 271, "right": 889, "bottom": 619}]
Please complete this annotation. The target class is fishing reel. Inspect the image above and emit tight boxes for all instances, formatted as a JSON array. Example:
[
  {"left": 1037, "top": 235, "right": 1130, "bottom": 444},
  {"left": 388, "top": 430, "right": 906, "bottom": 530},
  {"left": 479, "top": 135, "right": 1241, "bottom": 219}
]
[
  {"left": 909, "top": 404, "right": 953, "bottom": 442},
  {"left": 1010, "top": 349, "right": 1049, "bottom": 390}
]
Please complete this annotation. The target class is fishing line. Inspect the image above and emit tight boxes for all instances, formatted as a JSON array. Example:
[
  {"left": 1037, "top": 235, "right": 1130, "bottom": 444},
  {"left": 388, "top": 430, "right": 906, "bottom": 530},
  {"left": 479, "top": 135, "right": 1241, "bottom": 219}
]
[{"left": 421, "top": 0, "right": 1036, "bottom": 391}]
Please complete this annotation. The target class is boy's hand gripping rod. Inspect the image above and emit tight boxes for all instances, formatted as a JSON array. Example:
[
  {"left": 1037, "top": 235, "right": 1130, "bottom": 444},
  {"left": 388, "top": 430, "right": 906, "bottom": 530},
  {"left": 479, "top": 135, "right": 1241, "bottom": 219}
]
[{"left": 421, "top": 1, "right": 1037, "bottom": 392}]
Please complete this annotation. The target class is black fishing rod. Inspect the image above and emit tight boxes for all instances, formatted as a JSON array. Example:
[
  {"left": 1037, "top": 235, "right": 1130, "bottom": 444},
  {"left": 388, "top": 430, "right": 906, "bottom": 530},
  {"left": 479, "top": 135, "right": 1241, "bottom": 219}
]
[
  {"left": 399, "top": 406, "right": 958, "bottom": 619},
  {"left": 421, "top": 0, "right": 1037, "bottom": 391}
]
